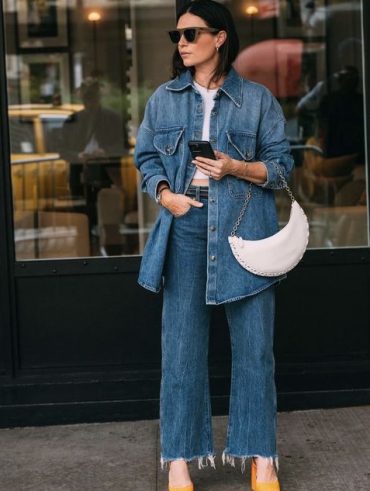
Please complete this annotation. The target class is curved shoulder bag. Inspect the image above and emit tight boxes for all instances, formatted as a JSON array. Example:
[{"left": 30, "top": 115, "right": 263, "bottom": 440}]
[{"left": 228, "top": 165, "right": 309, "bottom": 277}]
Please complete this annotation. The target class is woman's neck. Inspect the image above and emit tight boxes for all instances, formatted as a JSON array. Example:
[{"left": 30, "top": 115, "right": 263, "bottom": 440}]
[{"left": 193, "top": 65, "right": 225, "bottom": 89}]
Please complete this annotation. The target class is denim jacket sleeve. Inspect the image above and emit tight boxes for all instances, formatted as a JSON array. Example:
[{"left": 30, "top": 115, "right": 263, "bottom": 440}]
[
  {"left": 133, "top": 93, "right": 170, "bottom": 200},
  {"left": 256, "top": 90, "right": 294, "bottom": 189}
]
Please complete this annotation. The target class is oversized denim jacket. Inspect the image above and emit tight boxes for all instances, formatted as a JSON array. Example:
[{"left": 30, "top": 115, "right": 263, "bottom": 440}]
[{"left": 134, "top": 67, "right": 294, "bottom": 305}]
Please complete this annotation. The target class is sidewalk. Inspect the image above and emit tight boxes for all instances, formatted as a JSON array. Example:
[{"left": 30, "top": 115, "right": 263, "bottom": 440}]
[{"left": 0, "top": 405, "right": 369, "bottom": 491}]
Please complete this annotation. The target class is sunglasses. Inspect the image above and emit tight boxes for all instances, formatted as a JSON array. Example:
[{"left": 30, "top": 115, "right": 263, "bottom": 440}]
[{"left": 168, "top": 27, "right": 220, "bottom": 44}]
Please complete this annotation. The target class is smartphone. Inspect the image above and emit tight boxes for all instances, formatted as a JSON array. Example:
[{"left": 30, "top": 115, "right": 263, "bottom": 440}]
[{"left": 188, "top": 140, "right": 216, "bottom": 160}]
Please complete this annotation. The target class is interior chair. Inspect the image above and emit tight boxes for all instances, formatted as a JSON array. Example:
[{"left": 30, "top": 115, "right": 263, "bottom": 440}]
[
  {"left": 14, "top": 210, "right": 90, "bottom": 259},
  {"left": 12, "top": 159, "right": 70, "bottom": 212}
]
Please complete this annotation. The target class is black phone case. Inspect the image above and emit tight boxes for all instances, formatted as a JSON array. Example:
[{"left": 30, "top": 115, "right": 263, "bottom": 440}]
[{"left": 188, "top": 140, "right": 216, "bottom": 160}]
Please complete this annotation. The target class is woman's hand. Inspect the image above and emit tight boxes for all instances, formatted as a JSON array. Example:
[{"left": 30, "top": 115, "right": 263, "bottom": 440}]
[
  {"left": 160, "top": 189, "right": 203, "bottom": 217},
  {"left": 193, "top": 150, "right": 268, "bottom": 185},
  {"left": 192, "top": 150, "right": 235, "bottom": 180}
]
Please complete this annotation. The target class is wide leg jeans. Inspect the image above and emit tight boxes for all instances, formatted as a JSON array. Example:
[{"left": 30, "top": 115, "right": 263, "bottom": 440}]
[{"left": 160, "top": 191, "right": 279, "bottom": 474}]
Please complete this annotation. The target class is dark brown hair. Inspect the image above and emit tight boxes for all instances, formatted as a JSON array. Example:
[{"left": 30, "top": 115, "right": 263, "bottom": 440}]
[{"left": 172, "top": 0, "right": 240, "bottom": 84}]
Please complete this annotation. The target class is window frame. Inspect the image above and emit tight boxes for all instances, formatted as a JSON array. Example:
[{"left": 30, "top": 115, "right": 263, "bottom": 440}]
[{"left": 0, "top": 0, "right": 368, "bottom": 282}]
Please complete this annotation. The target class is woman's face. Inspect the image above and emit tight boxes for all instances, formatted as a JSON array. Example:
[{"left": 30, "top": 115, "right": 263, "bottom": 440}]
[{"left": 176, "top": 13, "right": 223, "bottom": 70}]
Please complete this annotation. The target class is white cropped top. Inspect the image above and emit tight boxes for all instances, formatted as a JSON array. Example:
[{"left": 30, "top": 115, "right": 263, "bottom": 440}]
[{"left": 192, "top": 80, "right": 218, "bottom": 181}]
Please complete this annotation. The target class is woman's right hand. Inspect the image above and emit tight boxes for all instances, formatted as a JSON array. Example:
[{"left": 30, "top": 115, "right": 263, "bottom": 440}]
[{"left": 160, "top": 189, "right": 203, "bottom": 217}]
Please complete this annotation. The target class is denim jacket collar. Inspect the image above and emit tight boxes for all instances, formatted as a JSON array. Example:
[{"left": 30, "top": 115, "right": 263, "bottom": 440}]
[{"left": 165, "top": 66, "right": 243, "bottom": 108}]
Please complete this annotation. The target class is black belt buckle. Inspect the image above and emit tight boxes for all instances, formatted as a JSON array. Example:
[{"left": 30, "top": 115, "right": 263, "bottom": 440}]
[{"left": 185, "top": 185, "right": 209, "bottom": 199}]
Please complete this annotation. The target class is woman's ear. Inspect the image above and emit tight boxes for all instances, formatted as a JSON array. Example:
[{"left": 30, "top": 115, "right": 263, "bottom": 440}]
[{"left": 216, "top": 30, "right": 227, "bottom": 49}]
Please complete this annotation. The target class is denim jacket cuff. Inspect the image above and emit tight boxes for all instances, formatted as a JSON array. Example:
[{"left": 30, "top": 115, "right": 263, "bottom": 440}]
[
  {"left": 258, "top": 161, "right": 284, "bottom": 189},
  {"left": 148, "top": 175, "right": 171, "bottom": 201}
]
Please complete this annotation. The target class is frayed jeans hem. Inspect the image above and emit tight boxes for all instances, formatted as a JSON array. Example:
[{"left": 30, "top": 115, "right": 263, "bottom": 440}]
[
  {"left": 221, "top": 450, "right": 279, "bottom": 474},
  {"left": 160, "top": 453, "right": 217, "bottom": 471}
]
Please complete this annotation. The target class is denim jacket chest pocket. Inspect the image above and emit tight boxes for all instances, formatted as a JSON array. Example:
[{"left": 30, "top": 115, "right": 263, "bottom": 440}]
[
  {"left": 153, "top": 126, "right": 185, "bottom": 157},
  {"left": 226, "top": 130, "right": 262, "bottom": 199}
]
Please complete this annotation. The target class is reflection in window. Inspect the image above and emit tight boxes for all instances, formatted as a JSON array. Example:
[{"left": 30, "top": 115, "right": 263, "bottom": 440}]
[
  {"left": 4, "top": 0, "right": 175, "bottom": 259},
  {"left": 231, "top": 0, "right": 368, "bottom": 249},
  {"left": 4, "top": 0, "right": 368, "bottom": 260}
]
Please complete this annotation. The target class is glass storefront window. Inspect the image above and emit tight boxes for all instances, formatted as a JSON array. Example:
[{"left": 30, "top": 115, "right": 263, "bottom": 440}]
[
  {"left": 230, "top": 0, "right": 368, "bottom": 248},
  {"left": 3, "top": 0, "right": 369, "bottom": 260},
  {"left": 4, "top": 0, "right": 174, "bottom": 259}
]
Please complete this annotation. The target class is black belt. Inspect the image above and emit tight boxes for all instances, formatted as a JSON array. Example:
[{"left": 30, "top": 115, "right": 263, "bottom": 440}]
[{"left": 185, "top": 185, "right": 209, "bottom": 199}]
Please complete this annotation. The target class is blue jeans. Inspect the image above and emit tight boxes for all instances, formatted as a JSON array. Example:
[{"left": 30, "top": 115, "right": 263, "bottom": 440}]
[{"left": 160, "top": 187, "right": 279, "bottom": 474}]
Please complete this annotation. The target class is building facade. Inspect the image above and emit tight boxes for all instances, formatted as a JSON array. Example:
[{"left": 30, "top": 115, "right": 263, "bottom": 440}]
[{"left": 0, "top": 0, "right": 369, "bottom": 427}]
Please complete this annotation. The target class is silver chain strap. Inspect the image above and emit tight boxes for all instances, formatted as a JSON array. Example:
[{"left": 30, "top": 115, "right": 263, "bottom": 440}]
[
  {"left": 275, "top": 165, "right": 295, "bottom": 203},
  {"left": 230, "top": 164, "right": 296, "bottom": 237},
  {"left": 230, "top": 183, "right": 252, "bottom": 237}
]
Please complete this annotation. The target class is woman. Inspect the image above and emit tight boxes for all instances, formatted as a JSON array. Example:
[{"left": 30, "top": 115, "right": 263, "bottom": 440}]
[{"left": 134, "top": 1, "right": 294, "bottom": 490}]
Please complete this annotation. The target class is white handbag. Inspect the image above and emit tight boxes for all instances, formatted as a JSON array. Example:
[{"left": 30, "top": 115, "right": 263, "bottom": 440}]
[{"left": 228, "top": 166, "right": 309, "bottom": 277}]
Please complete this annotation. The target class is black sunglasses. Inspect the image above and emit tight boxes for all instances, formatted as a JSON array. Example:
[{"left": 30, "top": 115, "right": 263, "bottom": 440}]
[{"left": 168, "top": 27, "right": 220, "bottom": 44}]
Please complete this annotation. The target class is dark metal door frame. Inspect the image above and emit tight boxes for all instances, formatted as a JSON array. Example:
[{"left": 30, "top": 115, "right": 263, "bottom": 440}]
[{"left": 0, "top": 0, "right": 17, "bottom": 378}]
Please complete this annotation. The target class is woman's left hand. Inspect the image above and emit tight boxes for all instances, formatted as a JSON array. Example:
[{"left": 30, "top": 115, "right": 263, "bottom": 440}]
[{"left": 192, "top": 150, "right": 235, "bottom": 180}]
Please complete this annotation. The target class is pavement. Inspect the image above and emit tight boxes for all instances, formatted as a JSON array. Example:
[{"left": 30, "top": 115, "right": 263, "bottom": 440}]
[{"left": 0, "top": 405, "right": 369, "bottom": 491}]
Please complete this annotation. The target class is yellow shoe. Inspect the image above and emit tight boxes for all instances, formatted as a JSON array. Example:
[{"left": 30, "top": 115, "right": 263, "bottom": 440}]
[
  {"left": 168, "top": 484, "right": 194, "bottom": 491},
  {"left": 251, "top": 457, "right": 280, "bottom": 491}
]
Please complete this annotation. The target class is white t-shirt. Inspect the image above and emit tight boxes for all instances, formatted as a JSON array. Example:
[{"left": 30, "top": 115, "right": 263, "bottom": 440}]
[{"left": 192, "top": 80, "right": 218, "bottom": 181}]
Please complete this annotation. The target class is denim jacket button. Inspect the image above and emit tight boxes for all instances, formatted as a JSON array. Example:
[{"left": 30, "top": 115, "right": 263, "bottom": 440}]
[
  {"left": 209, "top": 137, "right": 216, "bottom": 143},
  {"left": 210, "top": 198, "right": 216, "bottom": 203},
  {"left": 210, "top": 225, "right": 216, "bottom": 231},
  {"left": 210, "top": 255, "right": 216, "bottom": 261}
]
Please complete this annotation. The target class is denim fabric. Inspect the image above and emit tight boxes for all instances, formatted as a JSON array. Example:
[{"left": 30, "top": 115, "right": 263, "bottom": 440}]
[
  {"left": 134, "top": 67, "right": 294, "bottom": 303},
  {"left": 160, "top": 191, "right": 279, "bottom": 473}
]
